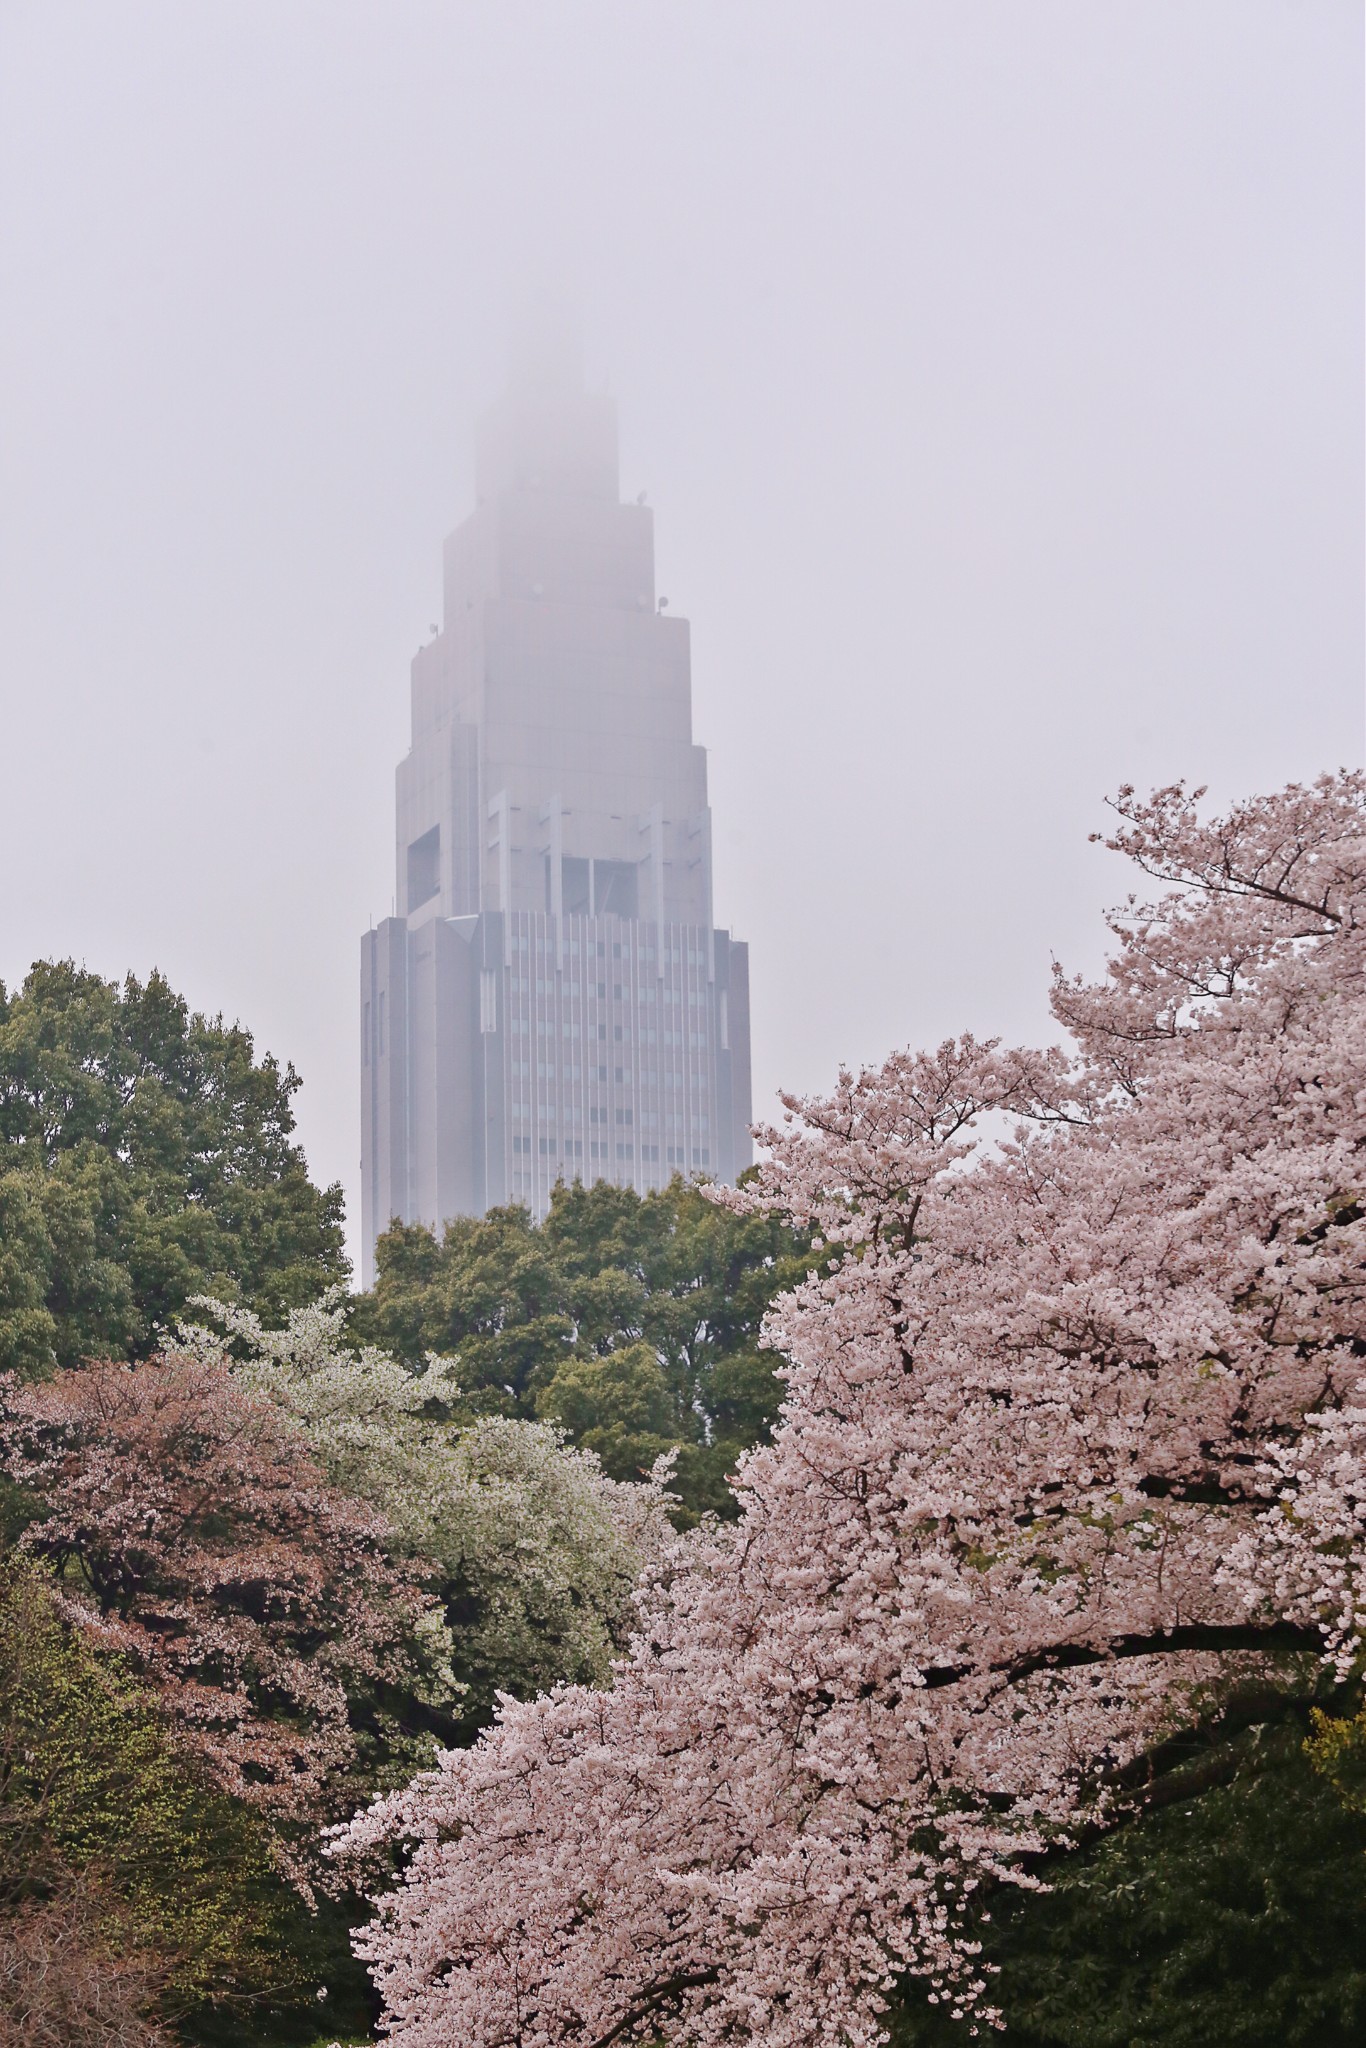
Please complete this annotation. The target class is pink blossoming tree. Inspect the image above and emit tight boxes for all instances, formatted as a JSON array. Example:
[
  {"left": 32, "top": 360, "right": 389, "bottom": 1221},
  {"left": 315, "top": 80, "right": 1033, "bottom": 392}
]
[
  {"left": 337, "top": 773, "right": 1366, "bottom": 2045},
  {"left": 0, "top": 1355, "right": 435, "bottom": 1875}
]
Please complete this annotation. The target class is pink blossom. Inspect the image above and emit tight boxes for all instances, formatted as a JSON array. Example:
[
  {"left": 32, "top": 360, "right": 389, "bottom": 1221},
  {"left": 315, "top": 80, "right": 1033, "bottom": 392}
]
[
  {"left": 0, "top": 1354, "right": 432, "bottom": 1879},
  {"left": 337, "top": 772, "right": 1366, "bottom": 2043}
]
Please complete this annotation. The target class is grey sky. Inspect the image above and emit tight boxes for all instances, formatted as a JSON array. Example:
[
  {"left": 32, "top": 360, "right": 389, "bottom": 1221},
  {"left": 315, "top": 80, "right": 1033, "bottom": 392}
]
[{"left": 1, "top": 1, "right": 1360, "bottom": 1276}]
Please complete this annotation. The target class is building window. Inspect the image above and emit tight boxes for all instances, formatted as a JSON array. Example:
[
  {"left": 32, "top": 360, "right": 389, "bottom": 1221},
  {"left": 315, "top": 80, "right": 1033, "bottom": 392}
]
[
  {"left": 596, "top": 866, "right": 637, "bottom": 918},
  {"left": 562, "top": 856, "right": 591, "bottom": 915},
  {"left": 616, "top": 1144, "right": 632, "bottom": 1160},
  {"left": 407, "top": 826, "right": 440, "bottom": 908},
  {"left": 616, "top": 1108, "right": 633, "bottom": 1126},
  {"left": 480, "top": 971, "right": 498, "bottom": 1033}
]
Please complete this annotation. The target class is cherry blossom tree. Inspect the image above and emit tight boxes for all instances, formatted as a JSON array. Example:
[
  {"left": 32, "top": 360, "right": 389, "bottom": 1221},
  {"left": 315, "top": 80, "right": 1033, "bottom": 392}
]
[
  {"left": 0, "top": 1353, "right": 436, "bottom": 1872},
  {"left": 0, "top": 1876, "right": 170, "bottom": 2048},
  {"left": 336, "top": 771, "right": 1366, "bottom": 2045}
]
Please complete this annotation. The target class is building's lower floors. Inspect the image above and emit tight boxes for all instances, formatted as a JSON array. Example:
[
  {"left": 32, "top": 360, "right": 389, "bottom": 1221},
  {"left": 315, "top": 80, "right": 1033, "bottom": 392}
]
[{"left": 360, "top": 907, "right": 751, "bottom": 1283}]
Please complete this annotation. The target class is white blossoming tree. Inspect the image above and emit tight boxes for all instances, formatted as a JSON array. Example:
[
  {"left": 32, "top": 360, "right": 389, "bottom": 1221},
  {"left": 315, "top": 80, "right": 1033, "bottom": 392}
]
[{"left": 176, "top": 1296, "right": 675, "bottom": 1725}]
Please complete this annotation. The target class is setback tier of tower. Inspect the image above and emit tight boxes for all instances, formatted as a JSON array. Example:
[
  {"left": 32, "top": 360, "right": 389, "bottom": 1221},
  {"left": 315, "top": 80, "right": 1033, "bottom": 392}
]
[{"left": 360, "top": 353, "right": 752, "bottom": 1282}]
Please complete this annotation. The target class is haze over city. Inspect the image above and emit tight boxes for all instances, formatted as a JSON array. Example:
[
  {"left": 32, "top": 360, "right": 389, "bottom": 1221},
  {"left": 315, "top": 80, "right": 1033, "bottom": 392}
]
[{"left": 2, "top": 2, "right": 1360, "bottom": 1273}]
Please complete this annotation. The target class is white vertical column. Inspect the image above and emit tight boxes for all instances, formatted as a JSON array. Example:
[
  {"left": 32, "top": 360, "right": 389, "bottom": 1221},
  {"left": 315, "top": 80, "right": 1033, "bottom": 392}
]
[
  {"left": 488, "top": 788, "right": 512, "bottom": 965},
  {"left": 639, "top": 803, "right": 665, "bottom": 977},
  {"left": 690, "top": 807, "right": 715, "bottom": 980},
  {"left": 543, "top": 795, "right": 564, "bottom": 969}
]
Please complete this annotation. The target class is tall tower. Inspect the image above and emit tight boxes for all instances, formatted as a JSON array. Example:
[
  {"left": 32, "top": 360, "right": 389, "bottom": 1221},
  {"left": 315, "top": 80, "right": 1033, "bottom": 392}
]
[{"left": 359, "top": 351, "right": 752, "bottom": 1282}]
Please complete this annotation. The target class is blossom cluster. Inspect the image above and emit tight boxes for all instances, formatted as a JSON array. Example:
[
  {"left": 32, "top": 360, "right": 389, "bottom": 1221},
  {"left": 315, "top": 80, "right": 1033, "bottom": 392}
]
[
  {"left": 0, "top": 1353, "right": 428, "bottom": 1854},
  {"left": 336, "top": 773, "right": 1366, "bottom": 2045}
]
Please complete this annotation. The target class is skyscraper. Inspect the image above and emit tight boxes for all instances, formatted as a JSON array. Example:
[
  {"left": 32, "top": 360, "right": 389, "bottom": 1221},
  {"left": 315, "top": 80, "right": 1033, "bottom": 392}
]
[{"left": 358, "top": 351, "right": 752, "bottom": 1283}]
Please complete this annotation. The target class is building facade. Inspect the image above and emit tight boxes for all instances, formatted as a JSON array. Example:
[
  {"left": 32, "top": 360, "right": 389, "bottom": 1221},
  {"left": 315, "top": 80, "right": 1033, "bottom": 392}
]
[{"left": 359, "top": 357, "right": 752, "bottom": 1282}]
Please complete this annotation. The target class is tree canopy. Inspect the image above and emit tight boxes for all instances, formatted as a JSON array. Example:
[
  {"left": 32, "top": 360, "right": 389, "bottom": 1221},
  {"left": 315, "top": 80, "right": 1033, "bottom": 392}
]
[
  {"left": 0, "top": 1556, "right": 372, "bottom": 2045},
  {"left": 0, "top": 1354, "right": 438, "bottom": 1871},
  {"left": 186, "top": 1293, "right": 676, "bottom": 1736},
  {"left": 356, "top": 1174, "right": 812, "bottom": 1519},
  {"left": 336, "top": 773, "right": 1366, "bottom": 2048},
  {"left": 0, "top": 961, "right": 347, "bottom": 1376}
]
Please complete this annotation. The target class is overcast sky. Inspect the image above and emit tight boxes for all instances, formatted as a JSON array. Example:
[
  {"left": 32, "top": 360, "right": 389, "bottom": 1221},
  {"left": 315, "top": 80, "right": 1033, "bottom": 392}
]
[{"left": 1, "top": 1, "right": 1361, "bottom": 1275}]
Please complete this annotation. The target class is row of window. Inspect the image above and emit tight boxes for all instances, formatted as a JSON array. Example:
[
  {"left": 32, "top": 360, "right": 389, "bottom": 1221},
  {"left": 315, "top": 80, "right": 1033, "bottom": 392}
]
[
  {"left": 514, "top": 1109, "right": 709, "bottom": 1132},
  {"left": 511, "top": 1060, "right": 710, "bottom": 1085},
  {"left": 361, "top": 994, "right": 386, "bottom": 1065},
  {"left": 513, "top": 979, "right": 709, "bottom": 1004},
  {"left": 510, "top": 932, "right": 707, "bottom": 965},
  {"left": 510, "top": 1022, "right": 707, "bottom": 1050},
  {"left": 511, "top": 1026, "right": 709, "bottom": 1051},
  {"left": 512, "top": 1142, "right": 710, "bottom": 1168}
]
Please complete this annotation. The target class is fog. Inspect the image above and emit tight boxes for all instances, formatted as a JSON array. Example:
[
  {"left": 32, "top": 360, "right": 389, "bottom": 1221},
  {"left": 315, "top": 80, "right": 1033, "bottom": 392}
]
[{"left": 1, "top": 2, "right": 1360, "bottom": 1276}]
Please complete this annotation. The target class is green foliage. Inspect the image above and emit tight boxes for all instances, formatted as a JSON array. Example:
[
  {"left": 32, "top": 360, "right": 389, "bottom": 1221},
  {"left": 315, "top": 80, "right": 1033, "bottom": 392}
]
[
  {"left": 0, "top": 961, "right": 347, "bottom": 1375},
  {"left": 0, "top": 1553, "right": 374, "bottom": 2038},
  {"left": 890, "top": 1727, "right": 1366, "bottom": 2048},
  {"left": 191, "top": 1296, "right": 675, "bottom": 1738},
  {"left": 428, "top": 1413, "right": 669, "bottom": 1731},
  {"left": 1306, "top": 1702, "right": 1366, "bottom": 1814},
  {"left": 534, "top": 1340, "right": 675, "bottom": 1481},
  {"left": 355, "top": 1174, "right": 812, "bottom": 1518}
]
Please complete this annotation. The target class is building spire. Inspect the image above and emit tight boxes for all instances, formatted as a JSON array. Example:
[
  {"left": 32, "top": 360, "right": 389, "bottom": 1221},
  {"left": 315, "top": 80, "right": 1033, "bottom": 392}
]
[
  {"left": 478, "top": 294, "right": 612, "bottom": 504},
  {"left": 504, "top": 287, "right": 584, "bottom": 396}
]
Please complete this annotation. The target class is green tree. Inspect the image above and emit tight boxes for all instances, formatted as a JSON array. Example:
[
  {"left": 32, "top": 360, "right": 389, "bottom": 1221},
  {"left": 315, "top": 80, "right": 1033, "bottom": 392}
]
[
  {"left": 0, "top": 961, "right": 346, "bottom": 1374},
  {"left": 355, "top": 1174, "right": 814, "bottom": 1518},
  {"left": 889, "top": 1719, "right": 1366, "bottom": 2048},
  {"left": 535, "top": 1340, "right": 675, "bottom": 1482},
  {"left": 0, "top": 1556, "right": 371, "bottom": 2041}
]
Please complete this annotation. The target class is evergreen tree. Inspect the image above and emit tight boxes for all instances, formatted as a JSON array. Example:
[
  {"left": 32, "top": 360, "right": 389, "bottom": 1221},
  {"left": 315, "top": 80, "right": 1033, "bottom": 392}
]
[
  {"left": 0, "top": 961, "right": 346, "bottom": 1374},
  {"left": 890, "top": 1722, "right": 1366, "bottom": 2048},
  {"left": 355, "top": 1174, "right": 812, "bottom": 1519}
]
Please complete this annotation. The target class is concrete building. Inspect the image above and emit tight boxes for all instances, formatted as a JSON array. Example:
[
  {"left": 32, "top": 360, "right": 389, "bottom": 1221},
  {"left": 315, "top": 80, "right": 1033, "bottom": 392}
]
[{"left": 359, "top": 353, "right": 752, "bottom": 1283}]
